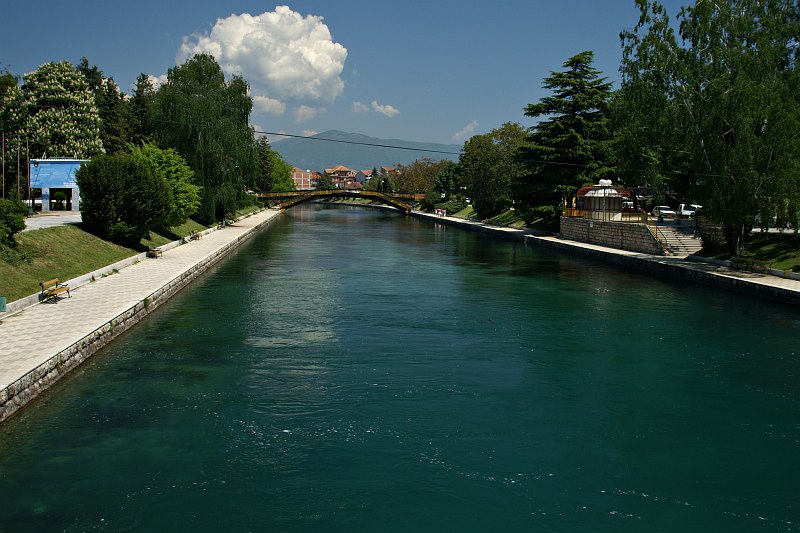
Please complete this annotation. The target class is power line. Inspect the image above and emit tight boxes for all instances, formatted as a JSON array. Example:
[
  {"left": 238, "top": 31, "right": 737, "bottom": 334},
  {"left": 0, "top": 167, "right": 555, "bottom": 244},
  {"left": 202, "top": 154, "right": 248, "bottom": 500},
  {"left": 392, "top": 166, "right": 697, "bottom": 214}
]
[{"left": 256, "top": 130, "right": 461, "bottom": 156}]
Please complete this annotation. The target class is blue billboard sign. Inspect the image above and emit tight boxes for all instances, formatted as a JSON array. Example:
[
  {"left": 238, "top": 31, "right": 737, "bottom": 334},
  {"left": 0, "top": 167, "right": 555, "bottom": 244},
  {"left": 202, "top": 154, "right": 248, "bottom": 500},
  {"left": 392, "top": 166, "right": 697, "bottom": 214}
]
[{"left": 29, "top": 159, "right": 87, "bottom": 189}]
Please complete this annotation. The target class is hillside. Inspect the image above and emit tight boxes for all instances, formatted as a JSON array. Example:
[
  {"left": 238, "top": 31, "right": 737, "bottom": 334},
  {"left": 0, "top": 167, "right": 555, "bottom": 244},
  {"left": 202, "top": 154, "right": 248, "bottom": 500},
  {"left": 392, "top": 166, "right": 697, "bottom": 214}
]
[{"left": 271, "top": 130, "right": 461, "bottom": 172}]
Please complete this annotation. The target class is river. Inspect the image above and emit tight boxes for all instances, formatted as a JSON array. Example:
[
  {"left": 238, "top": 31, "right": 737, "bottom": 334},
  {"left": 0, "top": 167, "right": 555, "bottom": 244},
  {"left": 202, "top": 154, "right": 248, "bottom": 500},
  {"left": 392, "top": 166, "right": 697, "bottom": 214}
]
[{"left": 0, "top": 204, "right": 797, "bottom": 531}]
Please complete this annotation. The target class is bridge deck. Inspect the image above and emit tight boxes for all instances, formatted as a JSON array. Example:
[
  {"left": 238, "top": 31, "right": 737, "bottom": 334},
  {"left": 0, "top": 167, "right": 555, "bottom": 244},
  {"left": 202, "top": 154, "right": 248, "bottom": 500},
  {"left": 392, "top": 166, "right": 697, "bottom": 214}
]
[{"left": 257, "top": 189, "right": 423, "bottom": 214}]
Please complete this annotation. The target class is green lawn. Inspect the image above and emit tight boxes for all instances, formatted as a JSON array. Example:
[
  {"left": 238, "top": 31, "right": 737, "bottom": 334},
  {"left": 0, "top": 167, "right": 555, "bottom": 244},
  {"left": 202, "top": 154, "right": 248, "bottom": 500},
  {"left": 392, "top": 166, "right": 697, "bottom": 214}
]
[
  {"left": 452, "top": 205, "right": 478, "bottom": 219},
  {"left": 1, "top": 219, "right": 209, "bottom": 303},
  {"left": 700, "top": 232, "right": 800, "bottom": 272},
  {"left": 450, "top": 206, "right": 558, "bottom": 232}
]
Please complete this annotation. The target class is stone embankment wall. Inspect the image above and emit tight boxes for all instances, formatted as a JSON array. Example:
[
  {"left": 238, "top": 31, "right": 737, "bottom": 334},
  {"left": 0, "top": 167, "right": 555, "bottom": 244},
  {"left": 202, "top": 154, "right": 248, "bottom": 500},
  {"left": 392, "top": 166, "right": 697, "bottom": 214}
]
[{"left": 559, "top": 217, "right": 663, "bottom": 255}]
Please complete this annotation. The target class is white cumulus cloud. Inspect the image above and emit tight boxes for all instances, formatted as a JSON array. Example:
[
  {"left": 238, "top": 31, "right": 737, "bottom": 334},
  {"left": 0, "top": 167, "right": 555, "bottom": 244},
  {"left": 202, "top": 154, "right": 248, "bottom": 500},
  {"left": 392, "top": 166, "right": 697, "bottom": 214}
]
[
  {"left": 147, "top": 74, "right": 168, "bottom": 89},
  {"left": 253, "top": 95, "right": 287, "bottom": 115},
  {"left": 352, "top": 100, "right": 399, "bottom": 117},
  {"left": 294, "top": 105, "right": 324, "bottom": 122},
  {"left": 452, "top": 120, "right": 479, "bottom": 141},
  {"left": 177, "top": 6, "right": 347, "bottom": 111},
  {"left": 370, "top": 100, "right": 399, "bottom": 117}
]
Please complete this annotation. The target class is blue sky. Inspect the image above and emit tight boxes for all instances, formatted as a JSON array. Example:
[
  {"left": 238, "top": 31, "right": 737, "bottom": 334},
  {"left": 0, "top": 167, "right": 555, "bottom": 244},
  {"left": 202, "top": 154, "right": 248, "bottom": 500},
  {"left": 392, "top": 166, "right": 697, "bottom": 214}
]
[{"left": 2, "top": 1, "right": 688, "bottom": 145}]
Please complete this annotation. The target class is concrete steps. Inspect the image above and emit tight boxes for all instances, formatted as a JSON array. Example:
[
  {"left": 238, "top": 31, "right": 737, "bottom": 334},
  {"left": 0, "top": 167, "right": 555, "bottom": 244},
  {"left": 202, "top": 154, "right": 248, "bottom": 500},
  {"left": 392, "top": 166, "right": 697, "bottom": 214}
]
[{"left": 654, "top": 223, "right": 704, "bottom": 257}]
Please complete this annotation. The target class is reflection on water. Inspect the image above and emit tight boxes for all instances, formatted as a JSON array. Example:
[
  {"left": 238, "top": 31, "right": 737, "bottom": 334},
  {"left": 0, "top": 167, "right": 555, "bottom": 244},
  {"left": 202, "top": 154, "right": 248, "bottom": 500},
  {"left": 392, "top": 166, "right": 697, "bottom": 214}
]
[{"left": 0, "top": 204, "right": 797, "bottom": 532}]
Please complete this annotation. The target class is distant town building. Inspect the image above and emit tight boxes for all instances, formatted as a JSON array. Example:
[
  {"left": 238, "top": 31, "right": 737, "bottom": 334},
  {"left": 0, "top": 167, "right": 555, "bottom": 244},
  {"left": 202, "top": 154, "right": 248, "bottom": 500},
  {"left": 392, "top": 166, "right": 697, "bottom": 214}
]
[
  {"left": 324, "top": 165, "right": 356, "bottom": 179},
  {"left": 355, "top": 169, "right": 374, "bottom": 185},
  {"left": 291, "top": 168, "right": 316, "bottom": 190}
]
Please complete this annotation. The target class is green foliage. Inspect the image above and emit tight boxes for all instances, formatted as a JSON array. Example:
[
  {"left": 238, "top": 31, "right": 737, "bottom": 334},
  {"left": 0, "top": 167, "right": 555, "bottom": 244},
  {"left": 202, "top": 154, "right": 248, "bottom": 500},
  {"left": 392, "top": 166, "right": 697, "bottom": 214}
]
[
  {"left": 618, "top": 0, "right": 800, "bottom": 256},
  {"left": 76, "top": 58, "right": 131, "bottom": 156},
  {"left": 77, "top": 154, "right": 172, "bottom": 246},
  {"left": 130, "top": 143, "right": 201, "bottom": 227},
  {"left": 128, "top": 74, "right": 155, "bottom": 146},
  {"left": 434, "top": 161, "right": 462, "bottom": 199},
  {"left": 315, "top": 174, "right": 335, "bottom": 190},
  {"left": 255, "top": 137, "right": 295, "bottom": 192},
  {"left": 0, "top": 198, "right": 26, "bottom": 246},
  {"left": 0, "top": 67, "right": 18, "bottom": 102},
  {"left": 151, "top": 54, "right": 257, "bottom": 224},
  {"left": 459, "top": 123, "right": 527, "bottom": 220},
  {"left": 435, "top": 197, "right": 468, "bottom": 215},
  {"left": 516, "top": 51, "right": 614, "bottom": 221},
  {"left": 615, "top": 0, "right": 683, "bottom": 191},
  {"left": 20, "top": 61, "right": 104, "bottom": 158},
  {"left": 52, "top": 191, "right": 67, "bottom": 210},
  {"left": 395, "top": 158, "right": 451, "bottom": 195}
]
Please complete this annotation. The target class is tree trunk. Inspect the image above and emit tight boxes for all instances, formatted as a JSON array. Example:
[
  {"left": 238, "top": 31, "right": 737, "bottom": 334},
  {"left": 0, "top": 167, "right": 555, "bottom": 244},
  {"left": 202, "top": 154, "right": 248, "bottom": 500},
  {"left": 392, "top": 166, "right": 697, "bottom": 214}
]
[{"left": 724, "top": 221, "right": 745, "bottom": 257}]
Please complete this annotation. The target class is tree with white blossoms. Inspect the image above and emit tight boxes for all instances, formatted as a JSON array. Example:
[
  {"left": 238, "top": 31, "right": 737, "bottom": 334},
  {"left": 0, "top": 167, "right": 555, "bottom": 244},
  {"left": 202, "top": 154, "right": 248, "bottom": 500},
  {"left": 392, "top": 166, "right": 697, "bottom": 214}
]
[{"left": 1, "top": 61, "right": 104, "bottom": 164}]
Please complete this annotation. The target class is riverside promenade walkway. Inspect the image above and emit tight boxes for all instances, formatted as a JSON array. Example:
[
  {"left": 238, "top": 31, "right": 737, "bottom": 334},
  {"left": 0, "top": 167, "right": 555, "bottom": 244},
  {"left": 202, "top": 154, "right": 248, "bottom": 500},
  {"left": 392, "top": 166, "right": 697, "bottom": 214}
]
[
  {"left": 416, "top": 211, "right": 800, "bottom": 306},
  {"left": 0, "top": 208, "right": 282, "bottom": 423}
]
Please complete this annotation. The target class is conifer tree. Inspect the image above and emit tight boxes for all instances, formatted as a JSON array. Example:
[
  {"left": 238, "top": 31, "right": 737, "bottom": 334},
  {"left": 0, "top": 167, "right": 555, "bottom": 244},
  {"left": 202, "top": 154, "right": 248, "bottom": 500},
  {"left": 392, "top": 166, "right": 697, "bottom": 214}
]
[{"left": 515, "top": 51, "right": 614, "bottom": 222}]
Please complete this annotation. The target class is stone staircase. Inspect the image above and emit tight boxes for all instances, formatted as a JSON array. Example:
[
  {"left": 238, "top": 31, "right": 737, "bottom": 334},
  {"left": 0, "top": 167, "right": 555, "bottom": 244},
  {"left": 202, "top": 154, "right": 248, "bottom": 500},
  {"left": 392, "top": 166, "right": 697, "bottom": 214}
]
[{"left": 653, "top": 223, "right": 704, "bottom": 257}]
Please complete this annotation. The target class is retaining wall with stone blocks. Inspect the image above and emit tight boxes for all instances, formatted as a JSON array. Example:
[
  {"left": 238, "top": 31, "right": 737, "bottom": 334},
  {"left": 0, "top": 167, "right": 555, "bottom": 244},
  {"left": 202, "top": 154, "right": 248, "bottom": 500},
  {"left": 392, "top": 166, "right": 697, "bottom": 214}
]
[{"left": 559, "top": 217, "right": 663, "bottom": 255}]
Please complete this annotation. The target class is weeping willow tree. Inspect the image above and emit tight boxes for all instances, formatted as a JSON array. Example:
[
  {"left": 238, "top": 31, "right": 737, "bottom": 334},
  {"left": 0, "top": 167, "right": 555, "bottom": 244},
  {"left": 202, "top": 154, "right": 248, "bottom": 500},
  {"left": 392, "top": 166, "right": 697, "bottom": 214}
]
[{"left": 151, "top": 54, "right": 257, "bottom": 224}]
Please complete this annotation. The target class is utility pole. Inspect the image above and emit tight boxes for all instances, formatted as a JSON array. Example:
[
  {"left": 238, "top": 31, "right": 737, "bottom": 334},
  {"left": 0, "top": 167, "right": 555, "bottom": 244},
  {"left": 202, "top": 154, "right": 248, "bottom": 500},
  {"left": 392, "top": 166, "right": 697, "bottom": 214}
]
[
  {"left": 2, "top": 131, "right": 4, "bottom": 199},
  {"left": 26, "top": 137, "right": 30, "bottom": 214},
  {"left": 16, "top": 134, "right": 20, "bottom": 200}
]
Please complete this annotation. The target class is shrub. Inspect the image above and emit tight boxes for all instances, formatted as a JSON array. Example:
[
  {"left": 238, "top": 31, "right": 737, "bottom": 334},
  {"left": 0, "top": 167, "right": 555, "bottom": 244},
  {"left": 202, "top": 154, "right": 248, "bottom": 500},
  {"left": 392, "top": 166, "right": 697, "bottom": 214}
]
[
  {"left": 130, "top": 144, "right": 201, "bottom": 227},
  {"left": 0, "top": 198, "right": 27, "bottom": 246},
  {"left": 77, "top": 154, "right": 172, "bottom": 246}
]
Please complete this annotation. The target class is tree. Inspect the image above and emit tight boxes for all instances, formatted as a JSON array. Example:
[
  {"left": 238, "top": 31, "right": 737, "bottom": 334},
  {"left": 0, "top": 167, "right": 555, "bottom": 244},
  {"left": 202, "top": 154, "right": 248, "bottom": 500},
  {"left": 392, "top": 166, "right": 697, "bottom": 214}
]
[
  {"left": 151, "top": 54, "right": 257, "bottom": 224},
  {"left": 0, "top": 198, "right": 26, "bottom": 247},
  {"left": 18, "top": 61, "right": 104, "bottom": 158},
  {"left": 77, "top": 154, "right": 172, "bottom": 246},
  {"left": 619, "top": 0, "right": 800, "bottom": 255},
  {"left": 394, "top": 158, "right": 449, "bottom": 195},
  {"left": 434, "top": 161, "right": 462, "bottom": 200},
  {"left": 315, "top": 174, "right": 334, "bottom": 190},
  {"left": 615, "top": 0, "right": 684, "bottom": 194},
  {"left": 459, "top": 122, "right": 528, "bottom": 220},
  {"left": 128, "top": 74, "right": 155, "bottom": 146},
  {"left": 255, "top": 137, "right": 295, "bottom": 192},
  {"left": 0, "top": 66, "right": 17, "bottom": 102},
  {"left": 460, "top": 134, "right": 504, "bottom": 219},
  {"left": 130, "top": 143, "right": 201, "bottom": 227},
  {"left": 516, "top": 51, "right": 614, "bottom": 222}
]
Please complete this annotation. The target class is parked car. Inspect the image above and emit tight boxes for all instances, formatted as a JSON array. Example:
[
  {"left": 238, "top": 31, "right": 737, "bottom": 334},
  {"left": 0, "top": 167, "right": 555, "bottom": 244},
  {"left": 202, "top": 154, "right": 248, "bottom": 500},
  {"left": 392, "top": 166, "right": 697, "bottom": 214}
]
[
  {"left": 677, "top": 203, "right": 702, "bottom": 218},
  {"left": 652, "top": 205, "right": 676, "bottom": 218}
]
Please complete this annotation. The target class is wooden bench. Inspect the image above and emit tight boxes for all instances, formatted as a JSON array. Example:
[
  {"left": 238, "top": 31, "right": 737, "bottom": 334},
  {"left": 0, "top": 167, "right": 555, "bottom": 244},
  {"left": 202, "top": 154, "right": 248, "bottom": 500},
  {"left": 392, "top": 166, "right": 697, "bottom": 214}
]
[
  {"left": 147, "top": 247, "right": 163, "bottom": 258},
  {"left": 40, "top": 278, "right": 70, "bottom": 302}
]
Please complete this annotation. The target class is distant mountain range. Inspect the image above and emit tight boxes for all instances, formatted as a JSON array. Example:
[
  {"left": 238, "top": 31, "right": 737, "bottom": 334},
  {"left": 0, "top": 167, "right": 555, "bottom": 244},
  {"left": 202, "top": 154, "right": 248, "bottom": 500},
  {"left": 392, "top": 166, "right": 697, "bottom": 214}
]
[{"left": 271, "top": 130, "right": 461, "bottom": 172}]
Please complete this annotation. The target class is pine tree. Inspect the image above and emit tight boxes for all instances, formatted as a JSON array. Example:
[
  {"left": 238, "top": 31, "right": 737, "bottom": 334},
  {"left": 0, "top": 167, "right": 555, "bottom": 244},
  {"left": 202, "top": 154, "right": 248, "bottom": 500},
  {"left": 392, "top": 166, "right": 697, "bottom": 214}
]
[{"left": 515, "top": 51, "right": 614, "bottom": 221}]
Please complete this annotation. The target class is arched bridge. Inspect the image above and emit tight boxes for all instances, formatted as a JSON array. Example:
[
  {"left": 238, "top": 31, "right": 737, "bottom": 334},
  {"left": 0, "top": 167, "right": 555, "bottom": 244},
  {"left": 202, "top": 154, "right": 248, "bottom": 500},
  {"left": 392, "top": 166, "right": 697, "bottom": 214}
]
[{"left": 257, "top": 190, "right": 424, "bottom": 214}]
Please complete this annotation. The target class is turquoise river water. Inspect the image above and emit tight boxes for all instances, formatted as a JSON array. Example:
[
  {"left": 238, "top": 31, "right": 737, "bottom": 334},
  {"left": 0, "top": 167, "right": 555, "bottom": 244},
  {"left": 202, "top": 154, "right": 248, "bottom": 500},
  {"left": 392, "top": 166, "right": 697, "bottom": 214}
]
[{"left": 0, "top": 204, "right": 798, "bottom": 532}]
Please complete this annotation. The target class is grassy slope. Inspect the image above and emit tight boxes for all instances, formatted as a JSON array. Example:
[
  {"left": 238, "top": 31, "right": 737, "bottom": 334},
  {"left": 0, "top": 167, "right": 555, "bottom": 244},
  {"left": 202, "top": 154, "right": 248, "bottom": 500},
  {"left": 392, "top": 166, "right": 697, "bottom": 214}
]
[
  {"left": 450, "top": 206, "right": 557, "bottom": 232},
  {"left": 1, "top": 219, "right": 208, "bottom": 302},
  {"left": 699, "top": 232, "right": 800, "bottom": 272}
]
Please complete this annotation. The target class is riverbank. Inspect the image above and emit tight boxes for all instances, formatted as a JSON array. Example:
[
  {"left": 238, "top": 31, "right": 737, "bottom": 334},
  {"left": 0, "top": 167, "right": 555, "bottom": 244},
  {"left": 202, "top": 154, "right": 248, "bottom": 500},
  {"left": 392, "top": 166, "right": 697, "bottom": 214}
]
[
  {"left": 0, "top": 208, "right": 282, "bottom": 424},
  {"left": 413, "top": 210, "right": 800, "bottom": 306}
]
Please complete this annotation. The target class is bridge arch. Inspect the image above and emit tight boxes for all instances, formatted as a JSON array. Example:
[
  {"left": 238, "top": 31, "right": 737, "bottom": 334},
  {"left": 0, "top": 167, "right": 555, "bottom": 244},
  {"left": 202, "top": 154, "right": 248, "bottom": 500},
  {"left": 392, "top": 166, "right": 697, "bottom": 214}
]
[{"left": 257, "top": 190, "right": 420, "bottom": 214}]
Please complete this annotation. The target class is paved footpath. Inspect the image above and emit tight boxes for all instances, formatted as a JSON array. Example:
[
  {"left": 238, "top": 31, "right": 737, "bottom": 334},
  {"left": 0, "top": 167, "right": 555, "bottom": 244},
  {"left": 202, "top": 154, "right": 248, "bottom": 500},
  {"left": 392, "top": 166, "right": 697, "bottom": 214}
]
[{"left": 0, "top": 209, "right": 282, "bottom": 422}]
